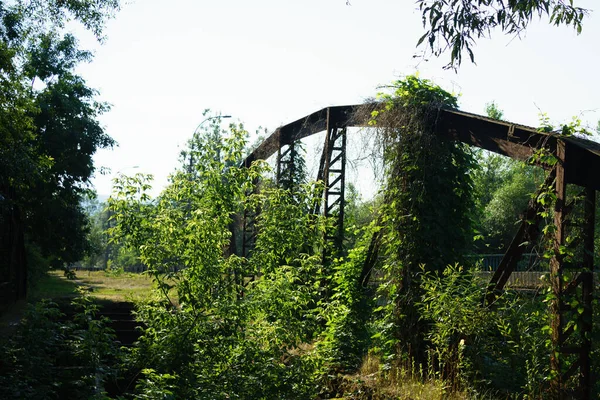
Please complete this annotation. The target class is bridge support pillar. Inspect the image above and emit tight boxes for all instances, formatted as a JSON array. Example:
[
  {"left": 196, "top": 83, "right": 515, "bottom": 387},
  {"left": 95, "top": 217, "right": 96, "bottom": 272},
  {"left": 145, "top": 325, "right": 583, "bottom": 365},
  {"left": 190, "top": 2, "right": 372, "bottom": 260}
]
[
  {"left": 316, "top": 109, "right": 347, "bottom": 258},
  {"left": 549, "top": 139, "right": 595, "bottom": 399}
]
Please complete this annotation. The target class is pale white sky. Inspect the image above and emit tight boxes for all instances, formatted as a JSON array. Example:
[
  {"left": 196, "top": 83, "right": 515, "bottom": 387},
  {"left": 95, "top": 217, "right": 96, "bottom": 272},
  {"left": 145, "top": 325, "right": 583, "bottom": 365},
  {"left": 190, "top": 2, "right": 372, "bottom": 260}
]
[{"left": 74, "top": 0, "right": 600, "bottom": 197}]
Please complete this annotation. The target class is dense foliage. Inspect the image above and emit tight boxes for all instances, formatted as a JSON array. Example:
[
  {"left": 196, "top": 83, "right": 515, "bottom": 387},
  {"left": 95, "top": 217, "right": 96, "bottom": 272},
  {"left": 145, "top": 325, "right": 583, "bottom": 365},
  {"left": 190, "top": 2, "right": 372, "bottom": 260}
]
[
  {"left": 0, "top": 294, "right": 121, "bottom": 399},
  {"left": 2, "top": 74, "right": 600, "bottom": 399},
  {"left": 1, "top": 0, "right": 598, "bottom": 396},
  {"left": 367, "top": 76, "right": 476, "bottom": 366},
  {"left": 106, "top": 119, "right": 329, "bottom": 398},
  {"left": 0, "top": 0, "right": 120, "bottom": 294}
]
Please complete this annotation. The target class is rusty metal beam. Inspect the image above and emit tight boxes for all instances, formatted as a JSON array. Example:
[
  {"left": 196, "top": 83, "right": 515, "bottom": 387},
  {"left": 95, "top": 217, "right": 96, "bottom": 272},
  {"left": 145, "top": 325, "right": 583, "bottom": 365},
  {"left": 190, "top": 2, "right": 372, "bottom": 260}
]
[
  {"left": 324, "top": 126, "right": 347, "bottom": 254},
  {"left": 243, "top": 105, "right": 360, "bottom": 168},
  {"left": 434, "top": 109, "right": 600, "bottom": 191},
  {"left": 437, "top": 109, "right": 550, "bottom": 162},
  {"left": 242, "top": 105, "right": 600, "bottom": 192},
  {"left": 277, "top": 143, "right": 296, "bottom": 188}
]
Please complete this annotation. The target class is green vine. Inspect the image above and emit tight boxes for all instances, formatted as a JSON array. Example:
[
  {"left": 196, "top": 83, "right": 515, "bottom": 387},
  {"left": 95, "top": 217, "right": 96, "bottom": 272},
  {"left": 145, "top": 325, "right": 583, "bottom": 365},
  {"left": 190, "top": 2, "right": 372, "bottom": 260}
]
[{"left": 365, "top": 75, "right": 477, "bottom": 369}]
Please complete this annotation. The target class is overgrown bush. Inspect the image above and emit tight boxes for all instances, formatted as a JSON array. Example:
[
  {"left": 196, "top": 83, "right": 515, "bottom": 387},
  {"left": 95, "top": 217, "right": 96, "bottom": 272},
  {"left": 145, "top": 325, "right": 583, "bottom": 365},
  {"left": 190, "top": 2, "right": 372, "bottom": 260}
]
[
  {"left": 318, "top": 226, "right": 375, "bottom": 373},
  {"left": 364, "top": 75, "right": 476, "bottom": 368},
  {"left": 0, "top": 293, "right": 120, "bottom": 399},
  {"left": 419, "top": 265, "right": 549, "bottom": 397},
  {"left": 109, "top": 118, "right": 328, "bottom": 399}
]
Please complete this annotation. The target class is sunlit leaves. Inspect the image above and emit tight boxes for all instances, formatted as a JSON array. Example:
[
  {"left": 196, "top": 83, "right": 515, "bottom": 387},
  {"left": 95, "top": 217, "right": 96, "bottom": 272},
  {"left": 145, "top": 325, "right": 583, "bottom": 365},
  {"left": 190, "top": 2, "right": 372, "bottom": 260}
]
[
  {"left": 416, "top": 0, "right": 588, "bottom": 69},
  {"left": 107, "top": 118, "right": 328, "bottom": 397}
]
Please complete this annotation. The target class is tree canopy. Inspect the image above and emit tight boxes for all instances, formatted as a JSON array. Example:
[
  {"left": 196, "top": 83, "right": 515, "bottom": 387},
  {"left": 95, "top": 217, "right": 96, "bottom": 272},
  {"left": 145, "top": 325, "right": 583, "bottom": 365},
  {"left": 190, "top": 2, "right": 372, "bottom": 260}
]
[{"left": 0, "top": 0, "right": 120, "bottom": 280}]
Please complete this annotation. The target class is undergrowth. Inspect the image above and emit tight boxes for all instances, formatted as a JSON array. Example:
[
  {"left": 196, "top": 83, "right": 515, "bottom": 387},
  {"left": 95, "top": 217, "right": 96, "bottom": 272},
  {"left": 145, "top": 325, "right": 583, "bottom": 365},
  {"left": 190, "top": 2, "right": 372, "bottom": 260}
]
[{"left": 0, "top": 291, "right": 120, "bottom": 399}]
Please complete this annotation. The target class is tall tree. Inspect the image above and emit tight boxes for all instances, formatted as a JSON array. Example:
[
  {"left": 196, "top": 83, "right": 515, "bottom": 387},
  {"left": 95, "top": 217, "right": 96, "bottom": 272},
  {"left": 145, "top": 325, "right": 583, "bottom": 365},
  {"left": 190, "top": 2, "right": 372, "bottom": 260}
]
[{"left": 0, "top": 0, "right": 120, "bottom": 299}]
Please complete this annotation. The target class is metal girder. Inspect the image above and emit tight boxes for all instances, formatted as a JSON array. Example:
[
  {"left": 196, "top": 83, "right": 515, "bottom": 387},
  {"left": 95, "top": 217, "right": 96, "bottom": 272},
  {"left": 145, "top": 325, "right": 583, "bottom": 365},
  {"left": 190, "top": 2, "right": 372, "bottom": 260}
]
[
  {"left": 550, "top": 140, "right": 568, "bottom": 396},
  {"left": 580, "top": 187, "right": 596, "bottom": 398},
  {"left": 359, "top": 225, "right": 384, "bottom": 288},
  {"left": 277, "top": 142, "right": 297, "bottom": 189},
  {"left": 243, "top": 105, "right": 360, "bottom": 168},
  {"left": 437, "top": 109, "right": 600, "bottom": 191},
  {"left": 238, "top": 104, "right": 600, "bottom": 399},
  {"left": 242, "top": 104, "right": 600, "bottom": 191},
  {"left": 315, "top": 109, "right": 348, "bottom": 257},
  {"left": 324, "top": 127, "right": 347, "bottom": 253}
]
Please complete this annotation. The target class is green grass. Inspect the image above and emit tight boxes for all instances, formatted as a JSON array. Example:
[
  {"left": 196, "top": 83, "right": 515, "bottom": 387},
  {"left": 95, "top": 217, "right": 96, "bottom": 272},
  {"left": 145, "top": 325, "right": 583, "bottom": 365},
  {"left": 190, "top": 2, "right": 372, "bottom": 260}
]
[
  {"left": 2, "top": 269, "right": 165, "bottom": 334},
  {"left": 336, "top": 353, "right": 471, "bottom": 400},
  {"left": 73, "top": 270, "right": 155, "bottom": 301},
  {"left": 29, "top": 271, "right": 79, "bottom": 300},
  {"left": 31, "top": 270, "right": 155, "bottom": 302}
]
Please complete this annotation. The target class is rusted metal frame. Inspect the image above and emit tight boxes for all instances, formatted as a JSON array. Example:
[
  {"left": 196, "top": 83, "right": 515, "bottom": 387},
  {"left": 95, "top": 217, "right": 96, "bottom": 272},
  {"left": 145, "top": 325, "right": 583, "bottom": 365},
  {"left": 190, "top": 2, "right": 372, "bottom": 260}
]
[
  {"left": 277, "top": 143, "right": 296, "bottom": 188},
  {"left": 243, "top": 104, "right": 600, "bottom": 192},
  {"left": 438, "top": 109, "right": 600, "bottom": 191},
  {"left": 550, "top": 139, "right": 567, "bottom": 397},
  {"left": 563, "top": 359, "right": 582, "bottom": 385},
  {"left": 235, "top": 103, "right": 600, "bottom": 398},
  {"left": 579, "top": 187, "right": 595, "bottom": 399},
  {"left": 323, "top": 125, "right": 347, "bottom": 254},
  {"left": 485, "top": 171, "right": 555, "bottom": 305},
  {"left": 312, "top": 124, "right": 331, "bottom": 216},
  {"left": 547, "top": 146, "right": 594, "bottom": 398},
  {"left": 438, "top": 109, "right": 554, "bottom": 164},
  {"left": 328, "top": 175, "right": 343, "bottom": 189},
  {"left": 241, "top": 207, "right": 257, "bottom": 259},
  {"left": 276, "top": 145, "right": 282, "bottom": 186},
  {"left": 326, "top": 197, "right": 342, "bottom": 212},
  {"left": 310, "top": 107, "right": 348, "bottom": 258},
  {"left": 337, "top": 129, "right": 347, "bottom": 250},
  {"left": 562, "top": 272, "right": 585, "bottom": 296},
  {"left": 243, "top": 105, "right": 360, "bottom": 168}
]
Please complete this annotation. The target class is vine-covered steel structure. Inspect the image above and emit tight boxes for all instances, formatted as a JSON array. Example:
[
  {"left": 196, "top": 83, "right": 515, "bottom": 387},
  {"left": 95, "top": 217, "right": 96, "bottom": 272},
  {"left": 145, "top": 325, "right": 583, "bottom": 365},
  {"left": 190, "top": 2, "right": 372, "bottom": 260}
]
[{"left": 241, "top": 103, "right": 600, "bottom": 399}]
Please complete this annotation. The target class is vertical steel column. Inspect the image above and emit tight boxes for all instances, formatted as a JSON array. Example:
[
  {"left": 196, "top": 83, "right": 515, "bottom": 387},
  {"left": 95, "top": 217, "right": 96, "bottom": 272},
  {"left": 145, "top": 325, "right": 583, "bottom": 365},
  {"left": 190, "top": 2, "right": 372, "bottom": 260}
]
[
  {"left": 277, "top": 142, "right": 296, "bottom": 189},
  {"left": 322, "top": 109, "right": 347, "bottom": 255},
  {"left": 580, "top": 187, "right": 596, "bottom": 399},
  {"left": 550, "top": 139, "right": 567, "bottom": 397},
  {"left": 548, "top": 139, "right": 595, "bottom": 398}
]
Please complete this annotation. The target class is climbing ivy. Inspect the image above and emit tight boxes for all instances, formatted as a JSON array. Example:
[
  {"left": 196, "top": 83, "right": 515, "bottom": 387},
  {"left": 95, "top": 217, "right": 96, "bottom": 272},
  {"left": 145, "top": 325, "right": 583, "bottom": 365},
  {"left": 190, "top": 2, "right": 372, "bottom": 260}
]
[{"left": 367, "top": 75, "right": 476, "bottom": 368}]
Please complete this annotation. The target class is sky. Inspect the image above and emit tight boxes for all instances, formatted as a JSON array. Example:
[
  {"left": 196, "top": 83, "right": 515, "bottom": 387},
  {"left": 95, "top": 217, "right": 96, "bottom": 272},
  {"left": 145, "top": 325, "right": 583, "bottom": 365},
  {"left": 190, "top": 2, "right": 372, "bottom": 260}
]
[{"left": 73, "top": 0, "right": 600, "bottom": 198}]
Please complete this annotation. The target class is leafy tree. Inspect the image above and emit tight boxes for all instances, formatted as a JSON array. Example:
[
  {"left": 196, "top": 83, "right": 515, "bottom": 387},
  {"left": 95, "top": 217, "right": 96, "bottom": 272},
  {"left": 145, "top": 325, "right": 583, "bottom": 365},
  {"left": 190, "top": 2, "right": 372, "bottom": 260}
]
[
  {"left": 22, "top": 33, "right": 113, "bottom": 267},
  {"left": 469, "top": 102, "right": 546, "bottom": 253},
  {"left": 108, "top": 120, "right": 326, "bottom": 398},
  {"left": 472, "top": 102, "right": 532, "bottom": 252},
  {"left": 481, "top": 166, "right": 539, "bottom": 251},
  {"left": 0, "top": 0, "right": 119, "bottom": 282},
  {"left": 416, "top": 0, "right": 588, "bottom": 69},
  {"left": 485, "top": 101, "right": 504, "bottom": 121}
]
